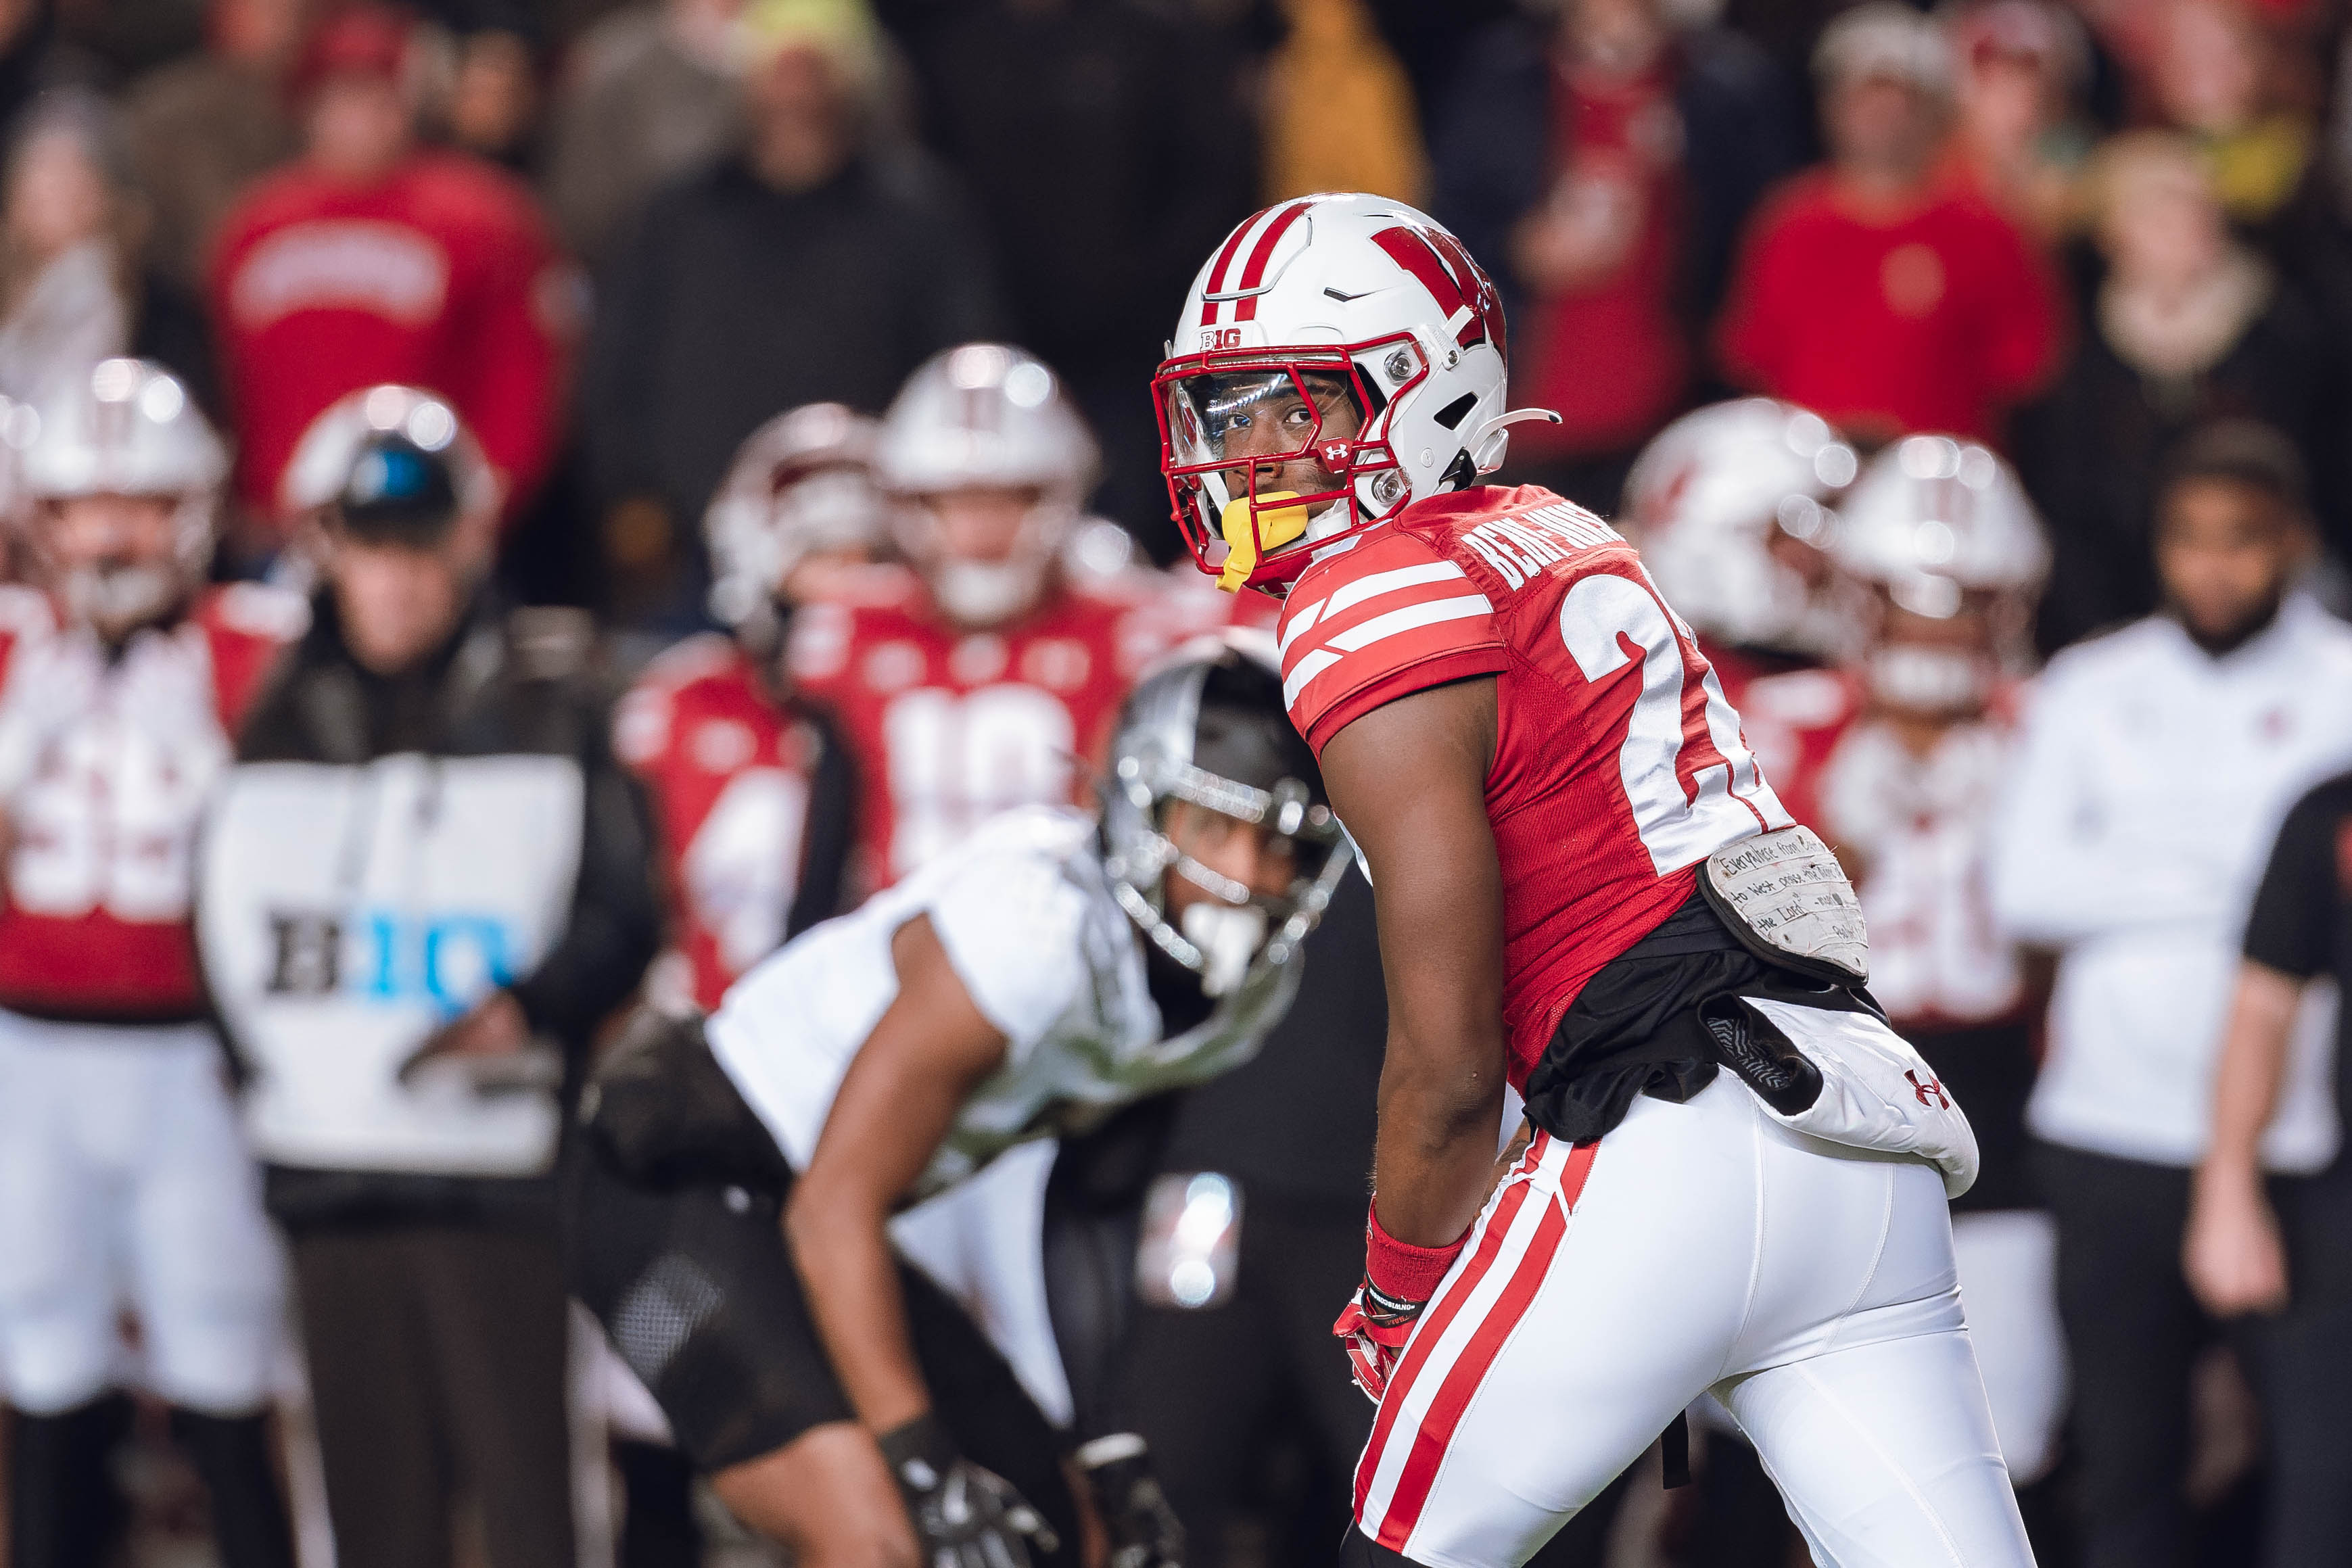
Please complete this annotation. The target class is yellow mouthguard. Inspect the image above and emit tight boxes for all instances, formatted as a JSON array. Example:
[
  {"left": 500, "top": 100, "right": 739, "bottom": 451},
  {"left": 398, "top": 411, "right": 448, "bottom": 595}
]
[{"left": 1216, "top": 491, "right": 1310, "bottom": 592}]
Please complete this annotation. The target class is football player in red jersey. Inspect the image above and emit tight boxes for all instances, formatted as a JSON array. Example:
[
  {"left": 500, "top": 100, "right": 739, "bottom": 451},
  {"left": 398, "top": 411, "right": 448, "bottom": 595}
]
[
  {"left": 1156, "top": 193, "right": 2033, "bottom": 1568},
  {"left": 789, "top": 343, "right": 1229, "bottom": 890},
  {"left": 1741, "top": 435, "right": 2066, "bottom": 1500},
  {"left": 0, "top": 361, "right": 302, "bottom": 1568},
  {"left": 613, "top": 403, "right": 878, "bottom": 1012},
  {"left": 1619, "top": 397, "right": 1858, "bottom": 706}
]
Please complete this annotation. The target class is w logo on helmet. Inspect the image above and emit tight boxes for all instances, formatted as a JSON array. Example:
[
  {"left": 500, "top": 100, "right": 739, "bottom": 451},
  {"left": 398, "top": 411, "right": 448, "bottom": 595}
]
[{"left": 1371, "top": 224, "right": 1507, "bottom": 362}]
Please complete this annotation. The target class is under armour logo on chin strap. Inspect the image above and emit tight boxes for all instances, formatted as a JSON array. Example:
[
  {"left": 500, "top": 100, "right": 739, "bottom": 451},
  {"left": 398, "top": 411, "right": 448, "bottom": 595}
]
[{"left": 1906, "top": 1069, "right": 1952, "bottom": 1111}]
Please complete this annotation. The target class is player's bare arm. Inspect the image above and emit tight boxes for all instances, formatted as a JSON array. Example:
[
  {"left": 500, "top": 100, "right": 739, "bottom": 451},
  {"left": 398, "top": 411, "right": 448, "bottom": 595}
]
[
  {"left": 1318, "top": 677, "right": 1505, "bottom": 1248},
  {"left": 786, "top": 913, "right": 1010, "bottom": 1432}
]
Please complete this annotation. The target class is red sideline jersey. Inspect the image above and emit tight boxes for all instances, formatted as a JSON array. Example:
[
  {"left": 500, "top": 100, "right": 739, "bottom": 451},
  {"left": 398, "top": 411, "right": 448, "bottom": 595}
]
[
  {"left": 789, "top": 565, "right": 1233, "bottom": 890},
  {"left": 210, "top": 150, "right": 576, "bottom": 526},
  {"left": 1740, "top": 666, "right": 2027, "bottom": 1029},
  {"left": 613, "top": 635, "right": 843, "bottom": 1012},
  {"left": 0, "top": 583, "right": 305, "bottom": 1020},
  {"left": 1277, "top": 485, "right": 1791, "bottom": 1083}
]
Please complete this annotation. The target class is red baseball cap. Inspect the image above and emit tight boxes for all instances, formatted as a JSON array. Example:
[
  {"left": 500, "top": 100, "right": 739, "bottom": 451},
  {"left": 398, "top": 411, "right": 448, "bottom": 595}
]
[{"left": 291, "top": 4, "right": 414, "bottom": 100}]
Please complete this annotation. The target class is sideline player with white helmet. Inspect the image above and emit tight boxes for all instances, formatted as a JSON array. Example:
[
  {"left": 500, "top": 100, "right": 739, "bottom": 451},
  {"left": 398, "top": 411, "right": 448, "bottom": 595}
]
[
  {"left": 1158, "top": 193, "right": 2033, "bottom": 1567},
  {"left": 1741, "top": 434, "right": 2066, "bottom": 1496},
  {"left": 564, "top": 634, "right": 1348, "bottom": 1567},
  {"left": 616, "top": 403, "right": 883, "bottom": 1014},
  {"left": 789, "top": 343, "right": 1230, "bottom": 891},
  {"left": 1621, "top": 397, "right": 1859, "bottom": 698},
  {"left": 0, "top": 359, "right": 304, "bottom": 1568}
]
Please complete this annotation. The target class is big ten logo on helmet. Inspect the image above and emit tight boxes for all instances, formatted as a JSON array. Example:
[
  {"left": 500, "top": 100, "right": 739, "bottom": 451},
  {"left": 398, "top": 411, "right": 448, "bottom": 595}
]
[
  {"left": 266, "top": 907, "right": 517, "bottom": 1016},
  {"left": 1198, "top": 327, "right": 1243, "bottom": 352}
]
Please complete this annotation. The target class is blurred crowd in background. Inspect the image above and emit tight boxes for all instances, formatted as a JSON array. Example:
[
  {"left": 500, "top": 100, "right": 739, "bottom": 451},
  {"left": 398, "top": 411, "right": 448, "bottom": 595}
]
[{"left": 3, "top": 0, "right": 2352, "bottom": 1565}]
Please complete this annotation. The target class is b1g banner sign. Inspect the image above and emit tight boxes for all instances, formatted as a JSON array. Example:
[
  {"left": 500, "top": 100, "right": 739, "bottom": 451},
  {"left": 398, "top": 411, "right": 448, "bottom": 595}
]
[{"left": 199, "top": 753, "right": 583, "bottom": 1177}]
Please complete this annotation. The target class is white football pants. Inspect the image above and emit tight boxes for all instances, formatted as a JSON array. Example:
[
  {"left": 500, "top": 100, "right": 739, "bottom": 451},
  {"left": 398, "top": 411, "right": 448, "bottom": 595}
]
[
  {"left": 1352, "top": 1070, "right": 2034, "bottom": 1568},
  {"left": 0, "top": 1012, "right": 285, "bottom": 1415}
]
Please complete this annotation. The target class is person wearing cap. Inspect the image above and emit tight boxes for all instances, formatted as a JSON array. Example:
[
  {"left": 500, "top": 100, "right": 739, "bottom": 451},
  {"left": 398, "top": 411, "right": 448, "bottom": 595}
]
[
  {"left": 1992, "top": 420, "right": 2352, "bottom": 1568},
  {"left": 1716, "top": 1, "right": 2063, "bottom": 448},
  {"left": 578, "top": 0, "right": 1004, "bottom": 627},
  {"left": 209, "top": 2, "right": 575, "bottom": 563},
  {"left": 194, "top": 387, "right": 659, "bottom": 1568}
]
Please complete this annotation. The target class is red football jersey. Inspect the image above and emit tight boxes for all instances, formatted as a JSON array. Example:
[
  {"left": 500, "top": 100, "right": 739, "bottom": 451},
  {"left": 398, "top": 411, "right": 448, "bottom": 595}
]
[
  {"left": 789, "top": 565, "right": 1233, "bottom": 889},
  {"left": 210, "top": 150, "right": 575, "bottom": 529},
  {"left": 613, "top": 635, "right": 844, "bottom": 1012},
  {"left": 1739, "top": 667, "right": 2026, "bottom": 1030},
  {"left": 1277, "top": 485, "right": 1790, "bottom": 1084},
  {"left": 0, "top": 583, "right": 304, "bottom": 1020}
]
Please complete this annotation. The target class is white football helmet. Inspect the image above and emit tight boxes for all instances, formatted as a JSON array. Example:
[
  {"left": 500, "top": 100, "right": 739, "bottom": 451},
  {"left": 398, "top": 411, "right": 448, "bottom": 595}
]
[
  {"left": 280, "top": 385, "right": 498, "bottom": 523},
  {"left": 16, "top": 359, "right": 228, "bottom": 630},
  {"left": 875, "top": 343, "right": 1099, "bottom": 627},
  {"left": 705, "top": 402, "right": 886, "bottom": 629},
  {"left": 1831, "top": 434, "right": 2050, "bottom": 712},
  {"left": 1624, "top": 398, "right": 1858, "bottom": 655},
  {"left": 1156, "top": 192, "right": 1543, "bottom": 594}
]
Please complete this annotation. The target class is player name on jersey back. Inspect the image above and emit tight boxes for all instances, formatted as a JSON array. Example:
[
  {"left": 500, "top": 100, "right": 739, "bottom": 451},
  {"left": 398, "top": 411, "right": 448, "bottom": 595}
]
[{"left": 1276, "top": 485, "right": 1790, "bottom": 1083}]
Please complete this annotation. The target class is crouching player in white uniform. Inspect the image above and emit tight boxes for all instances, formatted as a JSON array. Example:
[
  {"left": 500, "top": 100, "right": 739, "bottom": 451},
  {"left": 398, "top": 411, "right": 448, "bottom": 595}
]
[
  {"left": 0, "top": 361, "right": 300, "bottom": 1568},
  {"left": 1743, "top": 437, "right": 2068, "bottom": 1511},
  {"left": 563, "top": 634, "right": 1348, "bottom": 1566},
  {"left": 1154, "top": 193, "right": 2034, "bottom": 1568}
]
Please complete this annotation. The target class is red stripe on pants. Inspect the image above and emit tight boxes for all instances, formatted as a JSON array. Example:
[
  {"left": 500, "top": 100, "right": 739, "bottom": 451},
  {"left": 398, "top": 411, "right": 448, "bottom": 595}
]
[
  {"left": 1353, "top": 1133, "right": 1552, "bottom": 1517},
  {"left": 1371, "top": 1139, "right": 1601, "bottom": 1552}
]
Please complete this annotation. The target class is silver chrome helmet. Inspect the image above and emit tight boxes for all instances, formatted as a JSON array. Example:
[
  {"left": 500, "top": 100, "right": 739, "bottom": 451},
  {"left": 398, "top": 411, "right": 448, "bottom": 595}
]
[
  {"left": 16, "top": 359, "right": 229, "bottom": 632},
  {"left": 1101, "top": 628, "right": 1350, "bottom": 996}
]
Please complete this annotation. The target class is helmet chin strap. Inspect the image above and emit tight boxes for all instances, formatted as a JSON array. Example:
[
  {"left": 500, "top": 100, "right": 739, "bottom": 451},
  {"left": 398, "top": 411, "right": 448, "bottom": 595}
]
[
  {"left": 64, "top": 563, "right": 181, "bottom": 641},
  {"left": 1865, "top": 644, "right": 1991, "bottom": 714},
  {"left": 1180, "top": 902, "right": 1267, "bottom": 997},
  {"left": 933, "top": 557, "right": 1045, "bottom": 626}
]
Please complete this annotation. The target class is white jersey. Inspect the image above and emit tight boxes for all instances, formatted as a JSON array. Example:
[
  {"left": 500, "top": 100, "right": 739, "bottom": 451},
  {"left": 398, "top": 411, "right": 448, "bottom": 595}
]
[
  {"left": 1992, "top": 596, "right": 2352, "bottom": 1170},
  {"left": 707, "top": 805, "right": 1299, "bottom": 1202}
]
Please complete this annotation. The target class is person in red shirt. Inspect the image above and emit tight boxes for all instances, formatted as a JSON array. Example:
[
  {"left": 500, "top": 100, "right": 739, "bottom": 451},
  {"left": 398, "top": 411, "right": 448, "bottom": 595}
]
[
  {"left": 1716, "top": 3, "right": 2063, "bottom": 447},
  {"left": 788, "top": 342, "right": 1235, "bottom": 893},
  {"left": 210, "top": 4, "right": 574, "bottom": 561},
  {"left": 0, "top": 360, "right": 303, "bottom": 1568},
  {"left": 614, "top": 402, "right": 881, "bottom": 1013},
  {"left": 1155, "top": 192, "right": 2029, "bottom": 1567}
]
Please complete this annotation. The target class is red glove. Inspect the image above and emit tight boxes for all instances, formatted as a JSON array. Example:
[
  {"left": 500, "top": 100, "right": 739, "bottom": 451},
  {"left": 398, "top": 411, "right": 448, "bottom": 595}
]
[
  {"left": 1332, "top": 1279, "right": 1425, "bottom": 1402},
  {"left": 1332, "top": 1204, "right": 1470, "bottom": 1402}
]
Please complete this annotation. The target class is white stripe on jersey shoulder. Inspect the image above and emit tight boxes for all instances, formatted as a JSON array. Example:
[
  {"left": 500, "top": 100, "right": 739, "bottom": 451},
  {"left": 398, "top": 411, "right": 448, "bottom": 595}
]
[
  {"left": 1281, "top": 593, "right": 1495, "bottom": 711},
  {"left": 1279, "top": 559, "right": 1470, "bottom": 663},
  {"left": 1326, "top": 559, "right": 1469, "bottom": 621},
  {"left": 1283, "top": 648, "right": 1342, "bottom": 709},
  {"left": 1327, "top": 592, "right": 1494, "bottom": 655}
]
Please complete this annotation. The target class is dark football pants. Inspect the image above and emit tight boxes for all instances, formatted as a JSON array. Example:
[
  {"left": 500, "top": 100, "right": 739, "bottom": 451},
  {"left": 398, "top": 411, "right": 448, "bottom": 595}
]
[
  {"left": 289, "top": 1225, "right": 575, "bottom": 1568},
  {"left": 2038, "top": 1141, "right": 2352, "bottom": 1568}
]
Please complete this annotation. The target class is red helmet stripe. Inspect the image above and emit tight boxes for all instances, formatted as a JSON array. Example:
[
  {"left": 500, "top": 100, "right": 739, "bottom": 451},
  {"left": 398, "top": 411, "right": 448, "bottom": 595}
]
[
  {"left": 1198, "top": 210, "right": 1261, "bottom": 328},
  {"left": 1232, "top": 199, "right": 1314, "bottom": 323},
  {"left": 1371, "top": 224, "right": 1501, "bottom": 355}
]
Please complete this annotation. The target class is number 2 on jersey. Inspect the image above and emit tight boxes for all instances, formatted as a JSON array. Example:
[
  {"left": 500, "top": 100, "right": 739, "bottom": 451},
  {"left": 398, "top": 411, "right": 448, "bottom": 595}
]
[{"left": 1557, "top": 571, "right": 1788, "bottom": 874}]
